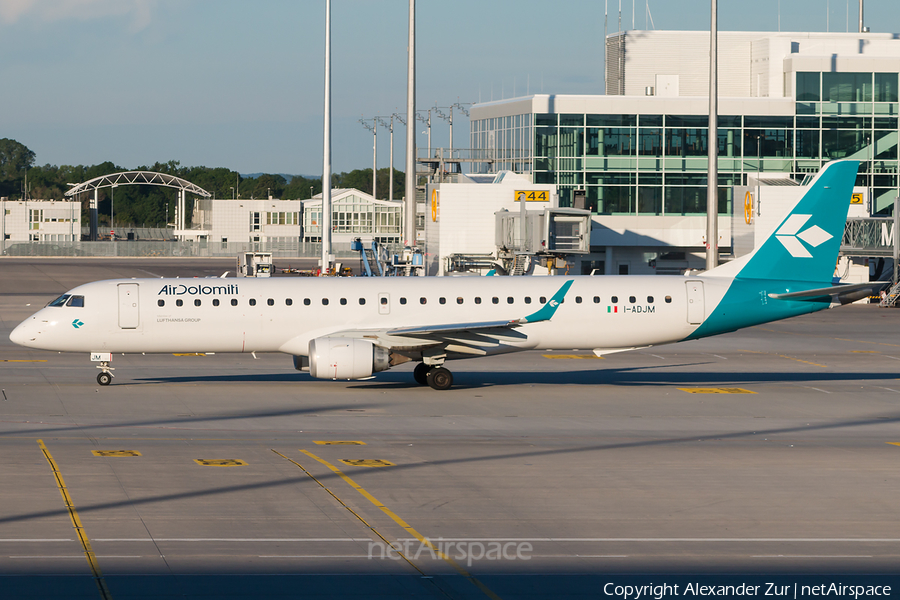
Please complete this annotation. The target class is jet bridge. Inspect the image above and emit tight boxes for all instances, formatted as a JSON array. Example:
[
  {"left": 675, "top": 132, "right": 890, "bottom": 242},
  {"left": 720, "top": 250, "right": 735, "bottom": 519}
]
[{"left": 489, "top": 207, "right": 591, "bottom": 275}]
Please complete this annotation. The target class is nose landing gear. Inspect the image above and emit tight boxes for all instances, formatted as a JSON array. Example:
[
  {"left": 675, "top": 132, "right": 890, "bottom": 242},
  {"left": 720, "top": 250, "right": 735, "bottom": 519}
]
[{"left": 95, "top": 360, "right": 114, "bottom": 386}]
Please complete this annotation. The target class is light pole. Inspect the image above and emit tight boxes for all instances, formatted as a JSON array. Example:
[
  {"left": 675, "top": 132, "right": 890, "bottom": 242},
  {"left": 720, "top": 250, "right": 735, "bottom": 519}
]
[
  {"left": 110, "top": 184, "right": 117, "bottom": 240},
  {"left": 434, "top": 106, "right": 453, "bottom": 158},
  {"left": 393, "top": 113, "right": 407, "bottom": 202},
  {"left": 416, "top": 109, "right": 431, "bottom": 158},
  {"left": 359, "top": 117, "right": 377, "bottom": 198},
  {"left": 377, "top": 116, "right": 394, "bottom": 201}
]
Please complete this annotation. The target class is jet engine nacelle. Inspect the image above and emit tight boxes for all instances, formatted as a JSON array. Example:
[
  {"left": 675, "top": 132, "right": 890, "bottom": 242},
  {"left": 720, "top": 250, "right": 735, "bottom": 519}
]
[{"left": 308, "top": 337, "right": 391, "bottom": 380}]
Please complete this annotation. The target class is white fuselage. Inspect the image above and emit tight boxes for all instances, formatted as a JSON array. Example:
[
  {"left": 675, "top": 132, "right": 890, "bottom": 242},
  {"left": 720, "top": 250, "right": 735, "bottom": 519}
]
[{"left": 10, "top": 275, "right": 729, "bottom": 358}]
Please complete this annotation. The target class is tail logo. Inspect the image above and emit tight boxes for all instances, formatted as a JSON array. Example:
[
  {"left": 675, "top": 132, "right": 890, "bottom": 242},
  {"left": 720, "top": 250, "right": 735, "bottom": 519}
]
[
  {"left": 774, "top": 214, "right": 832, "bottom": 258},
  {"left": 72, "top": 319, "right": 84, "bottom": 329}
]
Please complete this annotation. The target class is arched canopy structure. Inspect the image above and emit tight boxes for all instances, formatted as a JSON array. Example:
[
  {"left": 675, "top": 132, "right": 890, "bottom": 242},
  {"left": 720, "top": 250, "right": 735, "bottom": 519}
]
[{"left": 64, "top": 171, "right": 211, "bottom": 198}]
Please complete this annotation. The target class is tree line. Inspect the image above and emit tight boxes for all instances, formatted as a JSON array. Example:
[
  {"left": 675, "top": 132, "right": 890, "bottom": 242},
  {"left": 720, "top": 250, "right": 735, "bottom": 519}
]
[{"left": 0, "top": 138, "right": 405, "bottom": 227}]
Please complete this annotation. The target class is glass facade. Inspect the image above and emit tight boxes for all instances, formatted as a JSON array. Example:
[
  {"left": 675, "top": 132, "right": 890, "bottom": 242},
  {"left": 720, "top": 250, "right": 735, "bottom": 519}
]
[
  {"left": 471, "top": 72, "right": 900, "bottom": 216},
  {"left": 303, "top": 194, "right": 403, "bottom": 242}
]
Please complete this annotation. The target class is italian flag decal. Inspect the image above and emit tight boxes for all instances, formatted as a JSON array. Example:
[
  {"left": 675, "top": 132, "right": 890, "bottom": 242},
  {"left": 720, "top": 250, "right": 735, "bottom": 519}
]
[{"left": 607, "top": 306, "right": 617, "bottom": 313}]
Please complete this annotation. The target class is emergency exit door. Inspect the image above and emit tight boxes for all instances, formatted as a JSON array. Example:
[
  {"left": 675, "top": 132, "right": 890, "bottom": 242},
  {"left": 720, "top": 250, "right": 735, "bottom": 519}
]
[
  {"left": 118, "top": 283, "right": 140, "bottom": 329},
  {"left": 685, "top": 280, "right": 704, "bottom": 325}
]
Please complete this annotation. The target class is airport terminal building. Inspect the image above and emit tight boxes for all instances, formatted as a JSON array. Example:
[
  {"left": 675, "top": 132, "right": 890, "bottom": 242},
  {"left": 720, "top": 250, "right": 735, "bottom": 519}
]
[{"left": 469, "top": 30, "right": 899, "bottom": 274}]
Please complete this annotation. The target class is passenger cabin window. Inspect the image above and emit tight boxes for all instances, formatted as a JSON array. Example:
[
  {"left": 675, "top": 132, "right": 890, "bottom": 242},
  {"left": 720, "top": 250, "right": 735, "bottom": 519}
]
[
  {"left": 420, "top": 297, "right": 427, "bottom": 305},
  {"left": 195, "top": 299, "right": 201, "bottom": 307},
  {"left": 439, "top": 297, "right": 446, "bottom": 305},
  {"left": 286, "top": 298, "right": 292, "bottom": 306},
  {"left": 304, "top": 298, "right": 311, "bottom": 306},
  {"left": 611, "top": 296, "right": 618, "bottom": 303},
  {"left": 249, "top": 299, "right": 256, "bottom": 306},
  {"left": 380, "top": 297, "right": 388, "bottom": 305},
  {"left": 474, "top": 297, "right": 481, "bottom": 304},
  {"left": 267, "top": 298, "right": 274, "bottom": 306},
  {"left": 213, "top": 299, "right": 220, "bottom": 307},
  {"left": 540, "top": 296, "right": 547, "bottom": 304},
  {"left": 158, "top": 299, "right": 165, "bottom": 307},
  {"left": 231, "top": 299, "right": 238, "bottom": 306},
  {"left": 66, "top": 295, "right": 84, "bottom": 307},
  {"left": 457, "top": 297, "right": 464, "bottom": 304},
  {"left": 176, "top": 299, "right": 184, "bottom": 307},
  {"left": 665, "top": 296, "right": 672, "bottom": 303},
  {"left": 359, "top": 298, "right": 366, "bottom": 305},
  {"left": 629, "top": 296, "right": 636, "bottom": 303},
  {"left": 322, "top": 298, "right": 329, "bottom": 306},
  {"left": 575, "top": 296, "right": 582, "bottom": 304},
  {"left": 400, "top": 297, "right": 407, "bottom": 305},
  {"left": 524, "top": 297, "right": 531, "bottom": 304},
  {"left": 340, "top": 298, "right": 347, "bottom": 305},
  {"left": 492, "top": 297, "right": 499, "bottom": 304},
  {"left": 507, "top": 297, "right": 514, "bottom": 304},
  {"left": 593, "top": 296, "right": 601, "bottom": 303},
  {"left": 647, "top": 296, "right": 654, "bottom": 303},
  {"left": 48, "top": 294, "right": 70, "bottom": 307}
]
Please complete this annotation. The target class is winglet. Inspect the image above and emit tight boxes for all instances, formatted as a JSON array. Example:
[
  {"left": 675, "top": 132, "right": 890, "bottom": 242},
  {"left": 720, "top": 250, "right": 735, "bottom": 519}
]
[{"left": 518, "top": 280, "right": 574, "bottom": 324}]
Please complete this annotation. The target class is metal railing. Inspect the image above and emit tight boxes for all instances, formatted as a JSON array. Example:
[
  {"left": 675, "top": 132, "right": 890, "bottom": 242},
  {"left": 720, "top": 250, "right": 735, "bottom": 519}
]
[{"left": 1, "top": 240, "right": 404, "bottom": 259}]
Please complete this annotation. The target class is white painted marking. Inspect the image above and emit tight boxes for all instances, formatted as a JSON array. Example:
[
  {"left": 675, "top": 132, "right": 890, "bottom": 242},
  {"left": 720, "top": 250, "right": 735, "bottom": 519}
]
[
  {"left": 752, "top": 555, "right": 872, "bottom": 558},
  {"left": 875, "top": 387, "right": 900, "bottom": 393},
  {"left": 800, "top": 386, "right": 832, "bottom": 394},
  {"left": 259, "top": 555, "right": 371, "bottom": 558},
  {"left": 649, "top": 354, "right": 665, "bottom": 360},
  {"left": 711, "top": 355, "right": 728, "bottom": 360},
  {"left": 0, "top": 539, "right": 73, "bottom": 542},
  {"left": 882, "top": 355, "right": 900, "bottom": 360},
  {"left": 396, "top": 537, "right": 900, "bottom": 542},
  {"left": 92, "top": 538, "right": 370, "bottom": 542}
]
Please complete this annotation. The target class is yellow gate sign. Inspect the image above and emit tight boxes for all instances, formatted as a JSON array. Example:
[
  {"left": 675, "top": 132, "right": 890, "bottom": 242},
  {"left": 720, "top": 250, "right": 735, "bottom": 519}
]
[
  {"left": 851, "top": 193, "right": 864, "bottom": 205},
  {"left": 514, "top": 190, "right": 549, "bottom": 202}
]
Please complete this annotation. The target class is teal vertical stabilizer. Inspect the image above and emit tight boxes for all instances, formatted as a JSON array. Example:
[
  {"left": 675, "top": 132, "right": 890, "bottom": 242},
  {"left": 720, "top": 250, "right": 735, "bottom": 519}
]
[
  {"left": 686, "top": 160, "right": 859, "bottom": 340},
  {"left": 735, "top": 160, "right": 859, "bottom": 283}
]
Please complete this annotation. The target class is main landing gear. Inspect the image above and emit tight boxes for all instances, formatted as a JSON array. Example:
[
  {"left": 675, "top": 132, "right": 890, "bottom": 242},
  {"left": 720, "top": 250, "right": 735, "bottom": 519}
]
[{"left": 413, "top": 362, "right": 453, "bottom": 391}]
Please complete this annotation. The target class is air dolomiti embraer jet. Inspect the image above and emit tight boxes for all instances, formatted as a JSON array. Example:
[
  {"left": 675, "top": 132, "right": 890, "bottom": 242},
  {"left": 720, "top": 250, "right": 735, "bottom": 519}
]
[{"left": 11, "top": 160, "right": 880, "bottom": 390}]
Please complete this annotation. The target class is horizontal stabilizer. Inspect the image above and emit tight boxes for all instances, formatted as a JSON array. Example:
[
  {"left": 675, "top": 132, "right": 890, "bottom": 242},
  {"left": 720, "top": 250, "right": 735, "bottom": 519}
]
[{"left": 768, "top": 282, "right": 888, "bottom": 305}]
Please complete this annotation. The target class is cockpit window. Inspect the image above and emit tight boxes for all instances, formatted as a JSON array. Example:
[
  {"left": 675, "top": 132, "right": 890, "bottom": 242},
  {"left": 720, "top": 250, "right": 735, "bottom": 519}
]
[
  {"left": 48, "top": 294, "right": 70, "bottom": 307},
  {"left": 66, "top": 295, "right": 84, "bottom": 307}
]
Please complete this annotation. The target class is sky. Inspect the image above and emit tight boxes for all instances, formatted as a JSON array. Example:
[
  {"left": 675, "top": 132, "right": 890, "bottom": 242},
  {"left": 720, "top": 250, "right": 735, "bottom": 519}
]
[{"left": 2, "top": 0, "right": 899, "bottom": 176}]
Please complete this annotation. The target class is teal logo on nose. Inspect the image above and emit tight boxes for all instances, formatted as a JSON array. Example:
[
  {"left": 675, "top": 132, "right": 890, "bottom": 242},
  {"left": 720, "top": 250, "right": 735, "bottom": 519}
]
[{"left": 72, "top": 319, "right": 84, "bottom": 329}]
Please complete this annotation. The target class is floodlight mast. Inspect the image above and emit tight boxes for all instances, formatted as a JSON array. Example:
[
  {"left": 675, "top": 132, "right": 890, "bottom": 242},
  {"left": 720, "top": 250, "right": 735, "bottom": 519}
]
[
  {"left": 359, "top": 118, "right": 377, "bottom": 199},
  {"left": 322, "top": 0, "right": 332, "bottom": 274},
  {"left": 706, "top": 0, "right": 718, "bottom": 271},
  {"left": 404, "top": 0, "right": 416, "bottom": 247},
  {"left": 416, "top": 110, "right": 431, "bottom": 158}
]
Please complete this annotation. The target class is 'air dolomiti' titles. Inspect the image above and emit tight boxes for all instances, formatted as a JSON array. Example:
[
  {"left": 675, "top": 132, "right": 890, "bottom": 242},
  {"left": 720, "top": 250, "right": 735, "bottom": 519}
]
[{"left": 158, "top": 284, "right": 239, "bottom": 296}]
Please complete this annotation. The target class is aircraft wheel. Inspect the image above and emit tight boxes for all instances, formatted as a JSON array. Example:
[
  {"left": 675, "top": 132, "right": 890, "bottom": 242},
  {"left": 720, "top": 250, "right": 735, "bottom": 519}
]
[
  {"left": 413, "top": 363, "right": 429, "bottom": 386},
  {"left": 426, "top": 367, "right": 453, "bottom": 391},
  {"left": 97, "top": 372, "right": 112, "bottom": 386}
]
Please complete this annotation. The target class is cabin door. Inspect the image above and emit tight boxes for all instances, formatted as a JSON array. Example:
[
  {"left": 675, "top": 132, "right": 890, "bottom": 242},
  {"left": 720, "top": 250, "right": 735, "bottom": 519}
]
[
  {"left": 685, "top": 280, "right": 704, "bottom": 325},
  {"left": 118, "top": 283, "right": 140, "bottom": 329}
]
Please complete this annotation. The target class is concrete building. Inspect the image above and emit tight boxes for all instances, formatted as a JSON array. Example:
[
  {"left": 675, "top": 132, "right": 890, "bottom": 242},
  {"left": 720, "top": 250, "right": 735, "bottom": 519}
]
[
  {"left": 302, "top": 189, "right": 403, "bottom": 245},
  {"left": 180, "top": 188, "right": 403, "bottom": 250},
  {"left": 469, "top": 30, "right": 900, "bottom": 274},
  {"left": 1, "top": 198, "right": 82, "bottom": 246}
]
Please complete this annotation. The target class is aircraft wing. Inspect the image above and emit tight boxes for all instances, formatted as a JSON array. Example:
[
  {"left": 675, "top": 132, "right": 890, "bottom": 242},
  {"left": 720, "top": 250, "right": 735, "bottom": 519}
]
[{"left": 329, "top": 280, "right": 574, "bottom": 354}]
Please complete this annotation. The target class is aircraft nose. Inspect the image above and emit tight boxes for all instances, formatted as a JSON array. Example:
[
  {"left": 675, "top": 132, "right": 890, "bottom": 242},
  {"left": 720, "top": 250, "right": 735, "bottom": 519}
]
[{"left": 9, "top": 318, "right": 36, "bottom": 347}]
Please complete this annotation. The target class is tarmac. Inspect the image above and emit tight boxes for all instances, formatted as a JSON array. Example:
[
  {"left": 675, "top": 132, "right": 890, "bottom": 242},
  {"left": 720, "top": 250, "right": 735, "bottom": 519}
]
[{"left": 1, "top": 258, "right": 899, "bottom": 599}]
